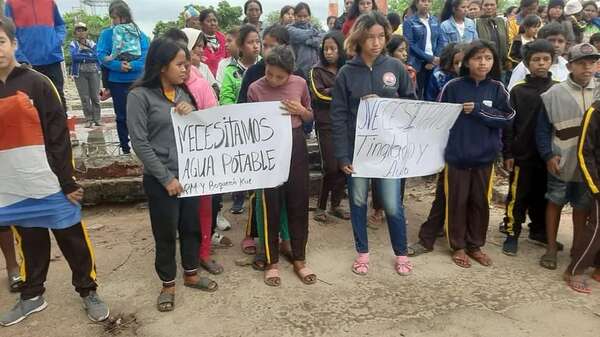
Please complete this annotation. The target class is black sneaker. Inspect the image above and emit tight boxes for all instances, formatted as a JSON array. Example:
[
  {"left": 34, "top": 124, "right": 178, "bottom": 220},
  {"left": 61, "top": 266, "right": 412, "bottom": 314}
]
[
  {"left": 502, "top": 236, "right": 519, "bottom": 256},
  {"left": 528, "top": 232, "right": 564, "bottom": 251}
]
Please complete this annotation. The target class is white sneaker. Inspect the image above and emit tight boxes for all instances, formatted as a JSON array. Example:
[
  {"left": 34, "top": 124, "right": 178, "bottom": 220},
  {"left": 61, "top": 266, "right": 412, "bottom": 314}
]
[{"left": 216, "top": 212, "right": 231, "bottom": 231}]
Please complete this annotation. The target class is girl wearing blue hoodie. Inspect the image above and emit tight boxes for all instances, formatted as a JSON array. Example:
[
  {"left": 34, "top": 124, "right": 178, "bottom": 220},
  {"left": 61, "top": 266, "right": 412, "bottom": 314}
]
[
  {"left": 331, "top": 12, "right": 416, "bottom": 276},
  {"left": 438, "top": 40, "right": 514, "bottom": 268}
]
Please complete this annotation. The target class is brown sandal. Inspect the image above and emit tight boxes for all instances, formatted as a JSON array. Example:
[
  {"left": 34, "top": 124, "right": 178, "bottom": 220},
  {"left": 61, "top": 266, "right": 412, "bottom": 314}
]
[
  {"left": 294, "top": 266, "right": 317, "bottom": 285},
  {"left": 467, "top": 250, "right": 492, "bottom": 266},
  {"left": 452, "top": 250, "right": 472, "bottom": 268}
]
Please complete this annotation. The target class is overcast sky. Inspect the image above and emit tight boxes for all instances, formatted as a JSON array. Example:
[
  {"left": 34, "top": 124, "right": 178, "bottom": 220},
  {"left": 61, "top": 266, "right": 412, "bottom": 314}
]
[{"left": 57, "top": 0, "right": 336, "bottom": 35}]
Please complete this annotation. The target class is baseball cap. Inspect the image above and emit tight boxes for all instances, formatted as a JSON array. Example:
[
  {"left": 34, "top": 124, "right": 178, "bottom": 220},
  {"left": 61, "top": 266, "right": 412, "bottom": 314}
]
[
  {"left": 564, "top": 0, "right": 583, "bottom": 15},
  {"left": 568, "top": 43, "right": 600, "bottom": 63},
  {"left": 74, "top": 22, "right": 87, "bottom": 30}
]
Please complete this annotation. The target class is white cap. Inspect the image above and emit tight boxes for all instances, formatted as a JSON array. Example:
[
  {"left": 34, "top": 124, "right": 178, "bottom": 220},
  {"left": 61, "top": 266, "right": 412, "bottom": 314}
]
[{"left": 564, "top": 0, "right": 583, "bottom": 15}]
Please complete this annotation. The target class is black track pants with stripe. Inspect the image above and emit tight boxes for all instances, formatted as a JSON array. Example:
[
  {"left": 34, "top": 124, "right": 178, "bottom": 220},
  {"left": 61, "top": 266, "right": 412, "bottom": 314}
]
[{"left": 13, "top": 222, "right": 98, "bottom": 300}]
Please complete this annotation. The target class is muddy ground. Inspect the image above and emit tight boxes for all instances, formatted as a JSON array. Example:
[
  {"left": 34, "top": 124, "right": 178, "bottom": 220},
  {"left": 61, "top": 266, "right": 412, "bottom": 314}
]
[{"left": 0, "top": 179, "right": 599, "bottom": 337}]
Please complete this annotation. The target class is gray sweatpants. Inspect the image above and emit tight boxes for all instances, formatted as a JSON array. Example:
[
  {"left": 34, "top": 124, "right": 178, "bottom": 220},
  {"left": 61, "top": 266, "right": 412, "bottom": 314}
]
[{"left": 74, "top": 70, "right": 101, "bottom": 123}]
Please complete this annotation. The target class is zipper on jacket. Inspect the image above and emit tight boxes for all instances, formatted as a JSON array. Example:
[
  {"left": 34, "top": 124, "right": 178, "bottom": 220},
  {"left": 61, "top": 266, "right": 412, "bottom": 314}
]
[{"left": 369, "top": 66, "right": 374, "bottom": 96}]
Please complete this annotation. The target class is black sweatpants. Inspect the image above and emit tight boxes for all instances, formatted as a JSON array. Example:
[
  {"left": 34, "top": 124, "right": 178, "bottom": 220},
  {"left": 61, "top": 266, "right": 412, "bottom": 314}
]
[
  {"left": 316, "top": 126, "right": 346, "bottom": 210},
  {"left": 33, "top": 62, "right": 67, "bottom": 112},
  {"left": 144, "top": 175, "right": 201, "bottom": 283},
  {"left": 503, "top": 161, "right": 547, "bottom": 238},
  {"left": 444, "top": 164, "right": 494, "bottom": 251},
  {"left": 262, "top": 128, "right": 309, "bottom": 264},
  {"left": 13, "top": 222, "right": 97, "bottom": 300},
  {"left": 418, "top": 170, "right": 445, "bottom": 250}
]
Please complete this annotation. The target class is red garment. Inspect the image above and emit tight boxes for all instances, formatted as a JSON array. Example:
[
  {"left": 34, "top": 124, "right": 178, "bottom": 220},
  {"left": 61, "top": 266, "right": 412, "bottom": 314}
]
[
  {"left": 203, "top": 31, "right": 228, "bottom": 76},
  {"left": 342, "top": 17, "right": 356, "bottom": 36}
]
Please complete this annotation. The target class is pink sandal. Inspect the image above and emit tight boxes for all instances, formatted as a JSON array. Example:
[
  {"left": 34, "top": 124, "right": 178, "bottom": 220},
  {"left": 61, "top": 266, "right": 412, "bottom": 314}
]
[
  {"left": 395, "top": 256, "right": 413, "bottom": 276},
  {"left": 352, "top": 253, "right": 369, "bottom": 275},
  {"left": 241, "top": 237, "right": 256, "bottom": 255}
]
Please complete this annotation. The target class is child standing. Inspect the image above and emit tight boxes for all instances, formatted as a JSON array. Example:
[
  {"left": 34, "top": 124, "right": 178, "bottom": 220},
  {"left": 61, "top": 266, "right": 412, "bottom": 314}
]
[
  {"left": 309, "top": 31, "right": 349, "bottom": 223},
  {"left": 536, "top": 43, "right": 599, "bottom": 272},
  {"left": 247, "top": 45, "right": 315, "bottom": 286},
  {"left": 332, "top": 12, "right": 416, "bottom": 276},
  {"left": 216, "top": 27, "right": 240, "bottom": 86},
  {"left": 220, "top": 24, "right": 261, "bottom": 215},
  {"left": 508, "top": 14, "right": 542, "bottom": 67},
  {"left": 425, "top": 42, "right": 464, "bottom": 101},
  {"left": 439, "top": 40, "right": 515, "bottom": 268},
  {"left": 573, "top": 93, "right": 600, "bottom": 293},
  {"left": 501, "top": 39, "right": 556, "bottom": 256},
  {"left": 387, "top": 35, "right": 418, "bottom": 89}
]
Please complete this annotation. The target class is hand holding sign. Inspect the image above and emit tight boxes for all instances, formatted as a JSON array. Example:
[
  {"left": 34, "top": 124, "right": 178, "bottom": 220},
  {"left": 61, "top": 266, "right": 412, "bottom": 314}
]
[{"left": 352, "top": 98, "right": 462, "bottom": 179}]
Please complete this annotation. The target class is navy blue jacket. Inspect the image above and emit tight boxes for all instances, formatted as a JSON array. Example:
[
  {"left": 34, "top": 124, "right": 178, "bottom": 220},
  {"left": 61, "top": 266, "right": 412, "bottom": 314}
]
[
  {"left": 331, "top": 55, "right": 417, "bottom": 166},
  {"left": 403, "top": 14, "right": 443, "bottom": 72},
  {"left": 439, "top": 77, "right": 515, "bottom": 168}
]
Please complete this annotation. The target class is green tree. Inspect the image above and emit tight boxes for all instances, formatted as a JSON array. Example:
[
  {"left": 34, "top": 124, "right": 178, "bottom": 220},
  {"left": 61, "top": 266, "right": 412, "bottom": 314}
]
[
  {"left": 265, "top": 10, "right": 280, "bottom": 27},
  {"left": 62, "top": 10, "right": 111, "bottom": 66},
  {"left": 152, "top": 1, "right": 243, "bottom": 38},
  {"left": 152, "top": 20, "right": 180, "bottom": 38}
]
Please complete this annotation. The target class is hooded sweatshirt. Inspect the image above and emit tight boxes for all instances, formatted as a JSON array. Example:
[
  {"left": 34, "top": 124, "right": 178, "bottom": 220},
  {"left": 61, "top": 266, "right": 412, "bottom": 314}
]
[
  {"left": 182, "top": 28, "right": 218, "bottom": 86},
  {"left": 439, "top": 76, "right": 515, "bottom": 168},
  {"left": 502, "top": 74, "right": 556, "bottom": 164},
  {"left": 330, "top": 54, "right": 416, "bottom": 166},
  {"left": 308, "top": 62, "right": 337, "bottom": 129}
]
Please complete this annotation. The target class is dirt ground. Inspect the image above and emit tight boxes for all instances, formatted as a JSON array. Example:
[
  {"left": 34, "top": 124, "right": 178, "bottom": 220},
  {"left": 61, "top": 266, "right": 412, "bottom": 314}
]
[{"left": 1, "top": 179, "right": 600, "bottom": 337}]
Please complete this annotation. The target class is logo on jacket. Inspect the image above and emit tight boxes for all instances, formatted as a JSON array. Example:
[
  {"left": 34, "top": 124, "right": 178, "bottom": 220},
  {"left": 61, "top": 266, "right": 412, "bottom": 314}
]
[{"left": 382, "top": 72, "right": 397, "bottom": 87}]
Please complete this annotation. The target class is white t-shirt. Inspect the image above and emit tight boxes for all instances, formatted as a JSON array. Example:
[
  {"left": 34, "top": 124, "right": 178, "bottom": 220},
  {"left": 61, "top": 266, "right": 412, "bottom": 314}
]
[
  {"left": 198, "top": 62, "right": 217, "bottom": 87},
  {"left": 456, "top": 21, "right": 465, "bottom": 38},
  {"left": 419, "top": 16, "right": 433, "bottom": 56},
  {"left": 507, "top": 56, "right": 569, "bottom": 92}
]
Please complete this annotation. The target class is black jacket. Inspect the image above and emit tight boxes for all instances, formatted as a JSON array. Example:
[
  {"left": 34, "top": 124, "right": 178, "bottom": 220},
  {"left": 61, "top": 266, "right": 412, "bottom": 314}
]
[
  {"left": 330, "top": 55, "right": 416, "bottom": 166},
  {"left": 578, "top": 100, "right": 600, "bottom": 199},
  {"left": 502, "top": 74, "right": 556, "bottom": 164}
]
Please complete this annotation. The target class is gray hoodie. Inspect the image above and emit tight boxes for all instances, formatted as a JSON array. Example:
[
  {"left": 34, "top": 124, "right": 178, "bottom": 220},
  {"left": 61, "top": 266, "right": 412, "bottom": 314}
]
[{"left": 127, "top": 86, "right": 194, "bottom": 187}]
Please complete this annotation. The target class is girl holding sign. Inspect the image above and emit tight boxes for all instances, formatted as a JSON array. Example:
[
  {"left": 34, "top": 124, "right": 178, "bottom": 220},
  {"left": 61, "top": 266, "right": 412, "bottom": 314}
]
[
  {"left": 247, "top": 45, "right": 314, "bottom": 286},
  {"left": 331, "top": 12, "right": 416, "bottom": 276},
  {"left": 127, "top": 38, "right": 218, "bottom": 312},
  {"left": 437, "top": 40, "right": 514, "bottom": 268}
]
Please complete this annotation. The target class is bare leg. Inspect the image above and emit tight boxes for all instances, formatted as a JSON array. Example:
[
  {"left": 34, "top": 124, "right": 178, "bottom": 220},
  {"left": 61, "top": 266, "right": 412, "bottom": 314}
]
[
  {"left": 545, "top": 202, "right": 563, "bottom": 255},
  {"left": 0, "top": 229, "right": 19, "bottom": 273}
]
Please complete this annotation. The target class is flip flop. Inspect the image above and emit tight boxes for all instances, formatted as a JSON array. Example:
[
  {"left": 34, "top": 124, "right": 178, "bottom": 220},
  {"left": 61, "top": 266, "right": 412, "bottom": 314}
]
[
  {"left": 294, "top": 266, "right": 317, "bottom": 285},
  {"left": 241, "top": 237, "right": 256, "bottom": 255},
  {"left": 329, "top": 207, "right": 350, "bottom": 220},
  {"left": 184, "top": 277, "right": 218, "bottom": 292},
  {"left": 199, "top": 259, "right": 224, "bottom": 275},
  {"left": 407, "top": 242, "right": 433, "bottom": 257},
  {"left": 313, "top": 209, "right": 329, "bottom": 223},
  {"left": 540, "top": 252, "right": 557, "bottom": 270},
  {"left": 467, "top": 250, "right": 492, "bottom": 267},
  {"left": 564, "top": 274, "right": 592, "bottom": 294},
  {"left": 157, "top": 291, "right": 175, "bottom": 312},
  {"left": 452, "top": 251, "right": 472, "bottom": 268},
  {"left": 264, "top": 268, "right": 281, "bottom": 287}
]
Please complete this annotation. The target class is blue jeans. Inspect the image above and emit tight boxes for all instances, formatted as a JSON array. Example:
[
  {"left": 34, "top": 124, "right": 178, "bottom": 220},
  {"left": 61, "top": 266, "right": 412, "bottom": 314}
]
[
  {"left": 348, "top": 177, "right": 408, "bottom": 256},
  {"left": 108, "top": 81, "right": 133, "bottom": 152}
]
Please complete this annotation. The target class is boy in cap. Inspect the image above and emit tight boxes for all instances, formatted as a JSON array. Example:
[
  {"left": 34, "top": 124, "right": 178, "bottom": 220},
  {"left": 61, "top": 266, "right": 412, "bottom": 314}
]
[
  {"left": 0, "top": 16, "right": 109, "bottom": 326},
  {"left": 536, "top": 43, "right": 600, "bottom": 274}
]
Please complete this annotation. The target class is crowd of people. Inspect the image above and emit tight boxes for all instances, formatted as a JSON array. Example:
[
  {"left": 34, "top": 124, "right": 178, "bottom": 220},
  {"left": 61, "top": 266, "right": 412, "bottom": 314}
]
[{"left": 1, "top": 0, "right": 600, "bottom": 328}]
